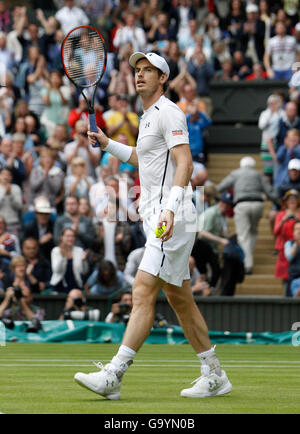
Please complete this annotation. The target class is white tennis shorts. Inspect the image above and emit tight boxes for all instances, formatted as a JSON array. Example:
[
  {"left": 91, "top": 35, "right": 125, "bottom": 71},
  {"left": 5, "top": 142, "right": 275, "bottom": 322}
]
[{"left": 138, "top": 206, "right": 196, "bottom": 287}]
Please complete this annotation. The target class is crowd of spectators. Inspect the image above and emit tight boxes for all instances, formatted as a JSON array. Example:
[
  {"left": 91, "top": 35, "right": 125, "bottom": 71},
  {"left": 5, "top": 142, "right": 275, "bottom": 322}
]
[{"left": 1, "top": 0, "right": 300, "bottom": 327}]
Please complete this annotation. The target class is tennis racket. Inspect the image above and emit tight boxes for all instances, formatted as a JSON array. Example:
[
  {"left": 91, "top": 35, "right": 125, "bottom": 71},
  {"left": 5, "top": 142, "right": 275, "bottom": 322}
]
[{"left": 61, "top": 25, "right": 107, "bottom": 147}]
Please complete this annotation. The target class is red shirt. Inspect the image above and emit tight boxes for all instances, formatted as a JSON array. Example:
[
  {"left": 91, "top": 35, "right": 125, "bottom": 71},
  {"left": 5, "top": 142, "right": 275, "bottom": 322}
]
[{"left": 68, "top": 109, "right": 106, "bottom": 136}]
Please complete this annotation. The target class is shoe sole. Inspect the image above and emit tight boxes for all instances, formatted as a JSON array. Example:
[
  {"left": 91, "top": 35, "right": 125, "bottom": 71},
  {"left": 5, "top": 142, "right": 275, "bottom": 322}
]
[
  {"left": 181, "top": 381, "right": 233, "bottom": 398},
  {"left": 74, "top": 375, "right": 120, "bottom": 400}
]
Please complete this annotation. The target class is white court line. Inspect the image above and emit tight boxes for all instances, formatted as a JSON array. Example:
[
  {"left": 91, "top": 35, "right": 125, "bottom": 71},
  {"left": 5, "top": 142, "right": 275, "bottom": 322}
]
[
  {"left": 0, "top": 358, "right": 299, "bottom": 364},
  {"left": 0, "top": 363, "right": 299, "bottom": 368}
]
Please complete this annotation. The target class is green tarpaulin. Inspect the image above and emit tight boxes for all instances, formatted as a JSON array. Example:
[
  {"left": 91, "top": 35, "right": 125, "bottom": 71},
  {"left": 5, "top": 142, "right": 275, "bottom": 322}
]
[{"left": 1, "top": 321, "right": 298, "bottom": 345}]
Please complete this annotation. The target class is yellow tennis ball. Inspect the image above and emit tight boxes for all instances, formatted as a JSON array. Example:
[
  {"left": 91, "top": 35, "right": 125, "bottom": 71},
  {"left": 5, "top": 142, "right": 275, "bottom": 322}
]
[{"left": 155, "top": 224, "right": 166, "bottom": 238}]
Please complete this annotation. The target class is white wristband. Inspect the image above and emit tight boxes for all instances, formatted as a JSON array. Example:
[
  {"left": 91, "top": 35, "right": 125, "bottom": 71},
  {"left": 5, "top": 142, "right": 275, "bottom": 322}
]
[
  {"left": 103, "top": 138, "right": 133, "bottom": 162},
  {"left": 165, "top": 186, "right": 184, "bottom": 214}
]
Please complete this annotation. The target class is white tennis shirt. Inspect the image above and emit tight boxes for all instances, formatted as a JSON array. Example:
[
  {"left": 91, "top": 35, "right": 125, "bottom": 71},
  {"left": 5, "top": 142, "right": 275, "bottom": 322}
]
[{"left": 136, "top": 95, "right": 193, "bottom": 220}]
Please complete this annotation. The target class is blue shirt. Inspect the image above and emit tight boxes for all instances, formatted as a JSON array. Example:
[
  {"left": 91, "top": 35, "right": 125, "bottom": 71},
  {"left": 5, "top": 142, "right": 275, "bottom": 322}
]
[{"left": 186, "top": 112, "right": 211, "bottom": 156}]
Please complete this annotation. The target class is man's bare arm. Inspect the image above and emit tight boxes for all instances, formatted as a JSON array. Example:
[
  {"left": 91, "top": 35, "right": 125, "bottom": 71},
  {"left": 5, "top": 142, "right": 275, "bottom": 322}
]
[{"left": 87, "top": 128, "right": 139, "bottom": 167}]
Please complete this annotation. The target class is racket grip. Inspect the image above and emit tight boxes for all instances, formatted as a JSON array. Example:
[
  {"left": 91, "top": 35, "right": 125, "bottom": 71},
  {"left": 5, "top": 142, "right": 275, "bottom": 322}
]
[{"left": 88, "top": 112, "right": 100, "bottom": 148}]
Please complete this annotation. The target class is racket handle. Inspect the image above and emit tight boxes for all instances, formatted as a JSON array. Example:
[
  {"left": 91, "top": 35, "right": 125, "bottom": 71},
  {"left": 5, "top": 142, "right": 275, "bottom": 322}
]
[{"left": 88, "top": 112, "right": 100, "bottom": 148}]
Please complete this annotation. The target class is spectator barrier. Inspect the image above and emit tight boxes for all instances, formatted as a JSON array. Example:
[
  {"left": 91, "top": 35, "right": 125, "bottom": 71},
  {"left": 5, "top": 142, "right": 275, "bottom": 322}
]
[{"left": 2, "top": 320, "right": 297, "bottom": 345}]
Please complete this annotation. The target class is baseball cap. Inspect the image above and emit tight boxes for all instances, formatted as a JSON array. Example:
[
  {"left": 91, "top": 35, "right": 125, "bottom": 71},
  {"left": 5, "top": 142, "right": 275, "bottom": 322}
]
[
  {"left": 220, "top": 192, "right": 233, "bottom": 206},
  {"left": 246, "top": 4, "right": 258, "bottom": 13},
  {"left": 129, "top": 52, "right": 170, "bottom": 79},
  {"left": 34, "top": 197, "right": 51, "bottom": 214},
  {"left": 283, "top": 189, "right": 300, "bottom": 200},
  {"left": 240, "top": 156, "right": 256, "bottom": 168},
  {"left": 288, "top": 159, "right": 300, "bottom": 171}
]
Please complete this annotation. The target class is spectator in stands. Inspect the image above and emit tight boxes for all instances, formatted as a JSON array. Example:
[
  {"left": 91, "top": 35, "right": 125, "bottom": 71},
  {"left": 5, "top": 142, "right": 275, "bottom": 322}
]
[
  {"left": 214, "top": 58, "right": 236, "bottom": 81},
  {"left": 105, "top": 291, "right": 132, "bottom": 323},
  {"left": 217, "top": 156, "right": 279, "bottom": 274},
  {"left": 103, "top": 94, "right": 119, "bottom": 122},
  {"left": 64, "top": 120, "right": 101, "bottom": 179},
  {"left": 68, "top": 95, "right": 106, "bottom": 138},
  {"left": 169, "top": 62, "right": 198, "bottom": 106},
  {"left": 22, "top": 237, "right": 51, "bottom": 293},
  {"left": 53, "top": 195, "right": 96, "bottom": 250},
  {"left": 23, "top": 196, "right": 55, "bottom": 261},
  {"left": 258, "top": 94, "right": 285, "bottom": 181},
  {"left": 264, "top": 21, "right": 296, "bottom": 80},
  {"left": 258, "top": 0, "right": 276, "bottom": 46},
  {"left": 24, "top": 48, "right": 49, "bottom": 117},
  {"left": 232, "top": 50, "right": 253, "bottom": 79},
  {"left": 226, "top": 0, "right": 246, "bottom": 53},
  {"left": 47, "top": 139, "right": 67, "bottom": 173},
  {"left": 0, "top": 135, "right": 26, "bottom": 187},
  {"left": 113, "top": 11, "right": 147, "bottom": 53},
  {"left": 123, "top": 245, "right": 145, "bottom": 289},
  {"left": 186, "top": 100, "right": 211, "bottom": 163},
  {"left": 0, "top": 32, "right": 14, "bottom": 71},
  {"left": 3, "top": 255, "right": 40, "bottom": 295},
  {"left": 64, "top": 157, "right": 94, "bottom": 199},
  {"left": 0, "top": 286, "right": 45, "bottom": 324},
  {"left": 284, "top": 221, "right": 300, "bottom": 297},
  {"left": 50, "top": 227, "right": 88, "bottom": 294},
  {"left": 274, "top": 190, "right": 300, "bottom": 281},
  {"left": 78, "top": 197, "right": 93, "bottom": 219},
  {"left": 245, "top": 62, "right": 268, "bottom": 81},
  {"left": 147, "top": 12, "right": 177, "bottom": 51},
  {"left": 55, "top": 0, "right": 89, "bottom": 35},
  {"left": 0, "top": 167, "right": 22, "bottom": 236},
  {"left": 275, "top": 129, "right": 300, "bottom": 188},
  {"left": 106, "top": 95, "right": 139, "bottom": 148},
  {"left": 40, "top": 70, "right": 70, "bottom": 137},
  {"left": 192, "top": 192, "right": 233, "bottom": 291},
  {"left": 0, "top": 1, "right": 12, "bottom": 34},
  {"left": 189, "top": 256, "right": 211, "bottom": 296},
  {"left": 186, "top": 47, "right": 215, "bottom": 116},
  {"left": 0, "top": 215, "right": 20, "bottom": 264},
  {"left": 178, "top": 18, "right": 200, "bottom": 55},
  {"left": 85, "top": 259, "right": 124, "bottom": 296},
  {"left": 15, "top": 7, "right": 44, "bottom": 62},
  {"left": 241, "top": 3, "right": 266, "bottom": 63},
  {"left": 275, "top": 101, "right": 300, "bottom": 150},
  {"left": 93, "top": 199, "right": 133, "bottom": 272},
  {"left": 176, "top": 82, "right": 206, "bottom": 114},
  {"left": 279, "top": 159, "right": 300, "bottom": 199},
  {"left": 107, "top": 62, "right": 136, "bottom": 103},
  {"left": 29, "top": 147, "right": 65, "bottom": 212}
]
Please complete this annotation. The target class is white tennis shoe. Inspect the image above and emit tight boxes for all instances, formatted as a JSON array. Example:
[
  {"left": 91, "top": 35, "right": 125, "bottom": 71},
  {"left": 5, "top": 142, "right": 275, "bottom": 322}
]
[
  {"left": 74, "top": 361, "right": 131, "bottom": 400},
  {"left": 181, "top": 368, "right": 232, "bottom": 398}
]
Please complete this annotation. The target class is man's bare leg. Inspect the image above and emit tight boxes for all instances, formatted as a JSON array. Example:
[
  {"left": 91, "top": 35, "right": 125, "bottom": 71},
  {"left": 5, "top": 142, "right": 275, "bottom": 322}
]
[
  {"left": 163, "top": 279, "right": 211, "bottom": 354},
  {"left": 121, "top": 270, "right": 164, "bottom": 352}
]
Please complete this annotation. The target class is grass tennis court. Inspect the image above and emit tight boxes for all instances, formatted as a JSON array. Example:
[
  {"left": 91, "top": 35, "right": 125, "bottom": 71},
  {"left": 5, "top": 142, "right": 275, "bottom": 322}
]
[{"left": 0, "top": 343, "right": 299, "bottom": 414}]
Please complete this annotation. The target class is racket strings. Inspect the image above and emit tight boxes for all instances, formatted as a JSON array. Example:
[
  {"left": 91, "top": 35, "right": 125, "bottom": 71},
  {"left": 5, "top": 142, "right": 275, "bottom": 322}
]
[{"left": 62, "top": 28, "right": 105, "bottom": 88}]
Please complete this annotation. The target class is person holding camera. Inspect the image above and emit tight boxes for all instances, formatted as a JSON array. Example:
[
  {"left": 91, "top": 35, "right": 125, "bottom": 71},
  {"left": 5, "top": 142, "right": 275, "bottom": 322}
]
[
  {"left": 0, "top": 286, "right": 45, "bottom": 330},
  {"left": 105, "top": 291, "right": 132, "bottom": 324},
  {"left": 59, "top": 288, "right": 100, "bottom": 321}
]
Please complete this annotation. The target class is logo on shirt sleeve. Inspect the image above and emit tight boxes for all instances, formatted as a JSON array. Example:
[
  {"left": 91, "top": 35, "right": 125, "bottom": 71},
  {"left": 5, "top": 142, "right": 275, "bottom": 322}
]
[{"left": 172, "top": 129, "right": 183, "bottom": 136}]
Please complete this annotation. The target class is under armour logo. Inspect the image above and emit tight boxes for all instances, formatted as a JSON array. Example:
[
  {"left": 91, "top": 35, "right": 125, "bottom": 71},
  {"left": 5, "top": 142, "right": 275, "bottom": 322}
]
[
  {"left": 208, "top": 379, "right": 219, "bottom": 391},
  {"left": 145, "top": 122, "right": 150, "bottom": 128}
]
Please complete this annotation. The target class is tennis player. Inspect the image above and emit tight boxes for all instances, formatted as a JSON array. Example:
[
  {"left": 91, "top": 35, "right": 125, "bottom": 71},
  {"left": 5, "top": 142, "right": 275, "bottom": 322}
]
[{"left": 74, "top": 52, "right": 232, "bottom": 399}]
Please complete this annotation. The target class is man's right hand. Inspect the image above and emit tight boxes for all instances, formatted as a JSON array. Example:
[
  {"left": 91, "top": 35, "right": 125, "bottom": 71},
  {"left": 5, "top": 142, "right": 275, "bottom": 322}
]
[{"left": 87, "top": 127, "right": 108, "bottom": 150}]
